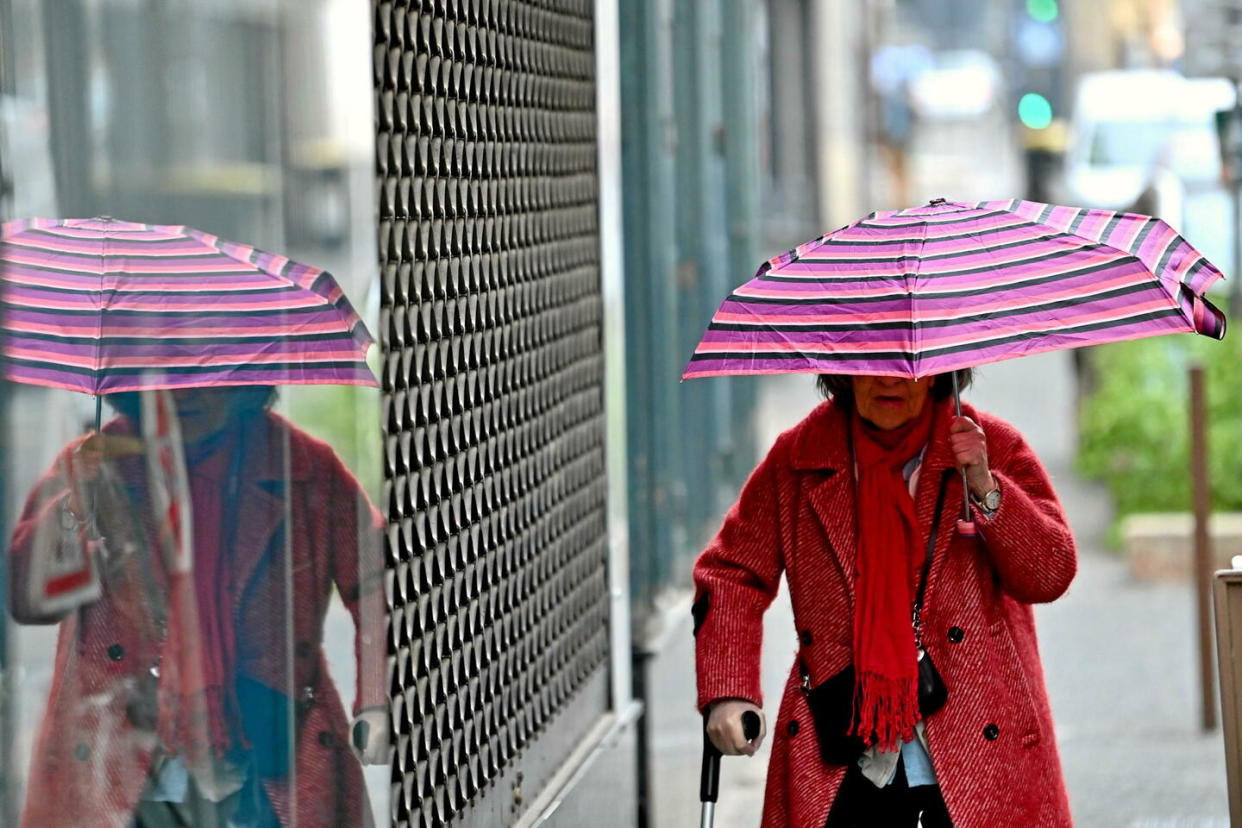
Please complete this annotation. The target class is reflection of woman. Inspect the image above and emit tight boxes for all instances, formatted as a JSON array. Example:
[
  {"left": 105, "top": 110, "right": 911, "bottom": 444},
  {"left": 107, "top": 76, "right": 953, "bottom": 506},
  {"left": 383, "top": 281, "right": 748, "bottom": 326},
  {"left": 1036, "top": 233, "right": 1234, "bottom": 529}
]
[
  {"left": 8, "top": 387, "right": 387, "bottom": 828},
  {"left": 694, "top": 373, "right": 1076, "bottom": 827}
]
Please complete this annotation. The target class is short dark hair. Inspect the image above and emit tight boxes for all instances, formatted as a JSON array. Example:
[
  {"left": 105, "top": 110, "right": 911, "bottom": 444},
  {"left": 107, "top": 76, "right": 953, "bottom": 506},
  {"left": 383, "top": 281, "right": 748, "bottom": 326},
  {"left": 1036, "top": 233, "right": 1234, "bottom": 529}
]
[{"left": 815, "top": 369, "right": 974, "bottom": 405}]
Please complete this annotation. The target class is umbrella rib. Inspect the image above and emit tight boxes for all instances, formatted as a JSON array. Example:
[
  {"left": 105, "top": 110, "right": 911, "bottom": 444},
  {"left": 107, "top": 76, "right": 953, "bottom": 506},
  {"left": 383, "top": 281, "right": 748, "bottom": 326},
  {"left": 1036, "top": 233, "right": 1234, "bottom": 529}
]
[
  {"left": 909, "top": 214, "right": 930, "bottom": 378},
  {"left": 97, "top": 219, "right": 106, "bottom": 397}
]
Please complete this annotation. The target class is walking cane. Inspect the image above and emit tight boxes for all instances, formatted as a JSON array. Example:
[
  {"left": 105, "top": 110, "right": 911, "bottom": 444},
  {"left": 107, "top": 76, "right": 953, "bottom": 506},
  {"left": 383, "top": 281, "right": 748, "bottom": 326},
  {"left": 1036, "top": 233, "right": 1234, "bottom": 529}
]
[{"left": 700, "top": 709, "right": 762, "bottom": 828}]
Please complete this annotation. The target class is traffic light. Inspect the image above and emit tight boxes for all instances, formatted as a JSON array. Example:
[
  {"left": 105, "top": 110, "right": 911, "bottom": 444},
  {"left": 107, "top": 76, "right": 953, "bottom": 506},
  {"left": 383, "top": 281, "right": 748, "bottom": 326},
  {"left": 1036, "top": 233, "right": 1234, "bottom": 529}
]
[
  {"left": 1026, "top": 0, "right": 1059, "bottom": 23},
  {"left": 1018, "top": 92, "right": 1054, "bottom": 130}
]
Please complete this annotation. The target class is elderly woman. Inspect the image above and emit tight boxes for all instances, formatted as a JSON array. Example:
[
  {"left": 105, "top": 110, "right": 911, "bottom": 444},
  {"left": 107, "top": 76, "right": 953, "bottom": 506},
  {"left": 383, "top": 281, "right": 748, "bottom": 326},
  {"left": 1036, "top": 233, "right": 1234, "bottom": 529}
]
[{"left": 693, "top": 372, "right": 1076, "bottom": 827}]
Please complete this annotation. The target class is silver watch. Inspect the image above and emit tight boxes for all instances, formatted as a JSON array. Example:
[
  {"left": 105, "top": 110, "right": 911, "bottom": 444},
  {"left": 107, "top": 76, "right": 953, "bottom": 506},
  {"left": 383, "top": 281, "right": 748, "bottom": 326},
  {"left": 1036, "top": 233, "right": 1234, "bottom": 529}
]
[{"left": 971, "top": 484, "right": 1001, "bottom": 515}]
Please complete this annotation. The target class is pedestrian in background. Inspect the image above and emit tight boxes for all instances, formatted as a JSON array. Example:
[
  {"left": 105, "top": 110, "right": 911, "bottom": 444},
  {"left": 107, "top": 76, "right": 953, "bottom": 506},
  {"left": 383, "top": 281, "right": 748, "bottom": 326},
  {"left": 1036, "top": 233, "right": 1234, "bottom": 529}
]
[{"left": 693, "top": 371, "right": 1076, "bottom": 827}]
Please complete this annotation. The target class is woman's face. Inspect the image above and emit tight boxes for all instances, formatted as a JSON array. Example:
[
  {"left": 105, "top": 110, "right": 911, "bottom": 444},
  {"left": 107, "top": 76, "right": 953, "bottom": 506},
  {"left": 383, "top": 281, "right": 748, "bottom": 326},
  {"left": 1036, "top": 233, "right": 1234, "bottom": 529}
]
[
  {"left": 851, "top": 375, "right": 933, "bottom": 431},
  {"left": 171, "top": 388, "right": 236, "bottom": 444}
]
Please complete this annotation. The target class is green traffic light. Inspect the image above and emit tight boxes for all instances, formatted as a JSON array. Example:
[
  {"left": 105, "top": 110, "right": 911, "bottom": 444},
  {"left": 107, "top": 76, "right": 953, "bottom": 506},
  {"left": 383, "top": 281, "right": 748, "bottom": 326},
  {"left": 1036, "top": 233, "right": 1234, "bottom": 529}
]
[
  {"left": 1026, "top": 0, "right": 1059, "bottom": 23},
  {"left": 1018, "top": 93, "right": 1053, "bottom": 130}
]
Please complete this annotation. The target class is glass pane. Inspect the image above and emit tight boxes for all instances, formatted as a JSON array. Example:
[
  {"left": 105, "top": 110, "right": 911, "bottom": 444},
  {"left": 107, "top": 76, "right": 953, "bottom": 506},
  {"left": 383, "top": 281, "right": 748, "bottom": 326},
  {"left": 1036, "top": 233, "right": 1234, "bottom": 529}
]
[{"left": 2, "top": 0, "right": 387, "bottom": 824}]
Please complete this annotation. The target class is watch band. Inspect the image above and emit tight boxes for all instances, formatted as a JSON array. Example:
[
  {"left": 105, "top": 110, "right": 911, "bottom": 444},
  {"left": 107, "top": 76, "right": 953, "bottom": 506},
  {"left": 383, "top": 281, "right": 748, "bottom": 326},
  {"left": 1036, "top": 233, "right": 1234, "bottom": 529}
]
[{"left": 970, "top": 483, "right": 1001, "bottom": 517}]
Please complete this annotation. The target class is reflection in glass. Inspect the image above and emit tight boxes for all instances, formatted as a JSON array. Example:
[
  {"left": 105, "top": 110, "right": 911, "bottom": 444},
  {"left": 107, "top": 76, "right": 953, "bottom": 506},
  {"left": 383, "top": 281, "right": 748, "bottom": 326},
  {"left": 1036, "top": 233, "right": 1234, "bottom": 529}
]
[{"left": 7, "top": 387, "right": 385, "bottom": 827}]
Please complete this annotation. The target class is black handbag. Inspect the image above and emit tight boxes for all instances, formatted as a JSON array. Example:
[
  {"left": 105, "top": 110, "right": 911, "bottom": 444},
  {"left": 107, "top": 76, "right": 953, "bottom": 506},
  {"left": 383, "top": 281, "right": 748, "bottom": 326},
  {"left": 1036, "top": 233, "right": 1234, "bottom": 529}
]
[{"left": 800, "top": 468, "right": 951, "bottom": 765}]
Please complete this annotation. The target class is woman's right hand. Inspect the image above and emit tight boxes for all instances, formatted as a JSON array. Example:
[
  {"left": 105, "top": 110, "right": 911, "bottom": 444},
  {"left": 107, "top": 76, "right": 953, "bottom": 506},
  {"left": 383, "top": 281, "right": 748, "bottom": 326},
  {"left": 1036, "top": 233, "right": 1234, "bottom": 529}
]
[{"left": 706, "top": 697, "right": 766, "bottom": 756}]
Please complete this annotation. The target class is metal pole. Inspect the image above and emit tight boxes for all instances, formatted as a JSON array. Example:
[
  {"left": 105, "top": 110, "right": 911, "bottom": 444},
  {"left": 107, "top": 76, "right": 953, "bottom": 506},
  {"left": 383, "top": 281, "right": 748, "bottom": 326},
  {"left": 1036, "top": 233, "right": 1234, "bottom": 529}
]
[
  {"left": 951, "top": 371, "right": 973, "bottom": 532},
  {"left": 698, "top": 722, "right": 721, "bottom": 828},
  {"left": 1190, "top": 363, "right": 1217, "bottom": 731}
]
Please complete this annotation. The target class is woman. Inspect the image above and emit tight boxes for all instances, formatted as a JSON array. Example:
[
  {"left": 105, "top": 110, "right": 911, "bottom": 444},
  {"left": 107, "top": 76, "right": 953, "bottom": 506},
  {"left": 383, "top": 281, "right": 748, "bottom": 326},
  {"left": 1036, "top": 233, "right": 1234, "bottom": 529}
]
[
  {"left": 8, "top": 387, "right": 387, "bottom": 828},
  {"left": 693, "top": 372, "right": 1076, "bottom": 827}
]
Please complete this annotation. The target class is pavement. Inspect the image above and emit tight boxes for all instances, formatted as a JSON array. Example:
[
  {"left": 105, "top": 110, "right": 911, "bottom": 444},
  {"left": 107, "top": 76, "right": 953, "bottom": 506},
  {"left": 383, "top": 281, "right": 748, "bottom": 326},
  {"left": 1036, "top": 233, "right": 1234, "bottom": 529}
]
[{"left": 696, "top": 351, "right": 1232, "bottom": 827}]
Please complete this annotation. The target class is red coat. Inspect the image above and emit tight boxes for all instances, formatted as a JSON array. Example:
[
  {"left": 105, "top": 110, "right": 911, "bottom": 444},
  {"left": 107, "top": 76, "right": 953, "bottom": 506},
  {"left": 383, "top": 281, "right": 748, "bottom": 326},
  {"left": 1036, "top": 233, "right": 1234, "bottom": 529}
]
[
  {"left": 693, "top": 399, "right": 1076, "bottom": 827},
  {"left": 8, "top": 412, "right": 386, "bottom": 828}
]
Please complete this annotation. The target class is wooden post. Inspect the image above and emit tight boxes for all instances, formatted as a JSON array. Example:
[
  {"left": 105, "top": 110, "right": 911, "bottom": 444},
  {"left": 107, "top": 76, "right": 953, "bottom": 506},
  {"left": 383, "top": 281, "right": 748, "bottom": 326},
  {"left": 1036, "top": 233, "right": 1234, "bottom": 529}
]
[
  {"left": 1214, "top": 572, "right": 1242, "bottom": 823},
  {"left": 1191, "top": 364, "right": 1216, "bottom": 731}
]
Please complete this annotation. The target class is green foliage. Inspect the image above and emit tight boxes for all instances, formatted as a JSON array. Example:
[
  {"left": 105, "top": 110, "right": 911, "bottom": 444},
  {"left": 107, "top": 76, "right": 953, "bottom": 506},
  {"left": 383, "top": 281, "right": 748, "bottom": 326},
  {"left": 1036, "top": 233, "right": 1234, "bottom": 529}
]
[
  {"left": 1077, "top": 333, "right": 1242, "bottom": 538},
  {"left": 281, "top": 383, "right": 382, "bottom": 503}
]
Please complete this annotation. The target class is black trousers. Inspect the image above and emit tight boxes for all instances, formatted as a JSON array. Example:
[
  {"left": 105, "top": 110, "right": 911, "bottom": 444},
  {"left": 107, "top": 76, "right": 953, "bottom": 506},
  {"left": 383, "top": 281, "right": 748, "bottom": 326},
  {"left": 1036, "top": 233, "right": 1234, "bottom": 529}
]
[{"left": 824, "top": 755, "right": 953, "bottom": 828}]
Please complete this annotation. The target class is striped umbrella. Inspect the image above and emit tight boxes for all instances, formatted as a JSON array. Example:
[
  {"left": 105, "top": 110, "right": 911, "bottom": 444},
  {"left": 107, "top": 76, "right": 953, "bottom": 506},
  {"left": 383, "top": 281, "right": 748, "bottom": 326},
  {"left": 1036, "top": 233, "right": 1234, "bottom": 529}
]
[
  {"left": 683, "top": 199, "right": 1227, "bottom": 381},
  {"left": 1, "top": 216, "right": 377, "bottom": 395}
]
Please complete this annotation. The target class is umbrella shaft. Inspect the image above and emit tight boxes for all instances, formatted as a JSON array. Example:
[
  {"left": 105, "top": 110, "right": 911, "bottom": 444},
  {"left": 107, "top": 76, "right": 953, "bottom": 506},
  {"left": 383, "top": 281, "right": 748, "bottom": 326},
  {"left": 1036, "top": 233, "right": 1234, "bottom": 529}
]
[{"left": 951, "top": 373, "right": 971, "bottom": 523}]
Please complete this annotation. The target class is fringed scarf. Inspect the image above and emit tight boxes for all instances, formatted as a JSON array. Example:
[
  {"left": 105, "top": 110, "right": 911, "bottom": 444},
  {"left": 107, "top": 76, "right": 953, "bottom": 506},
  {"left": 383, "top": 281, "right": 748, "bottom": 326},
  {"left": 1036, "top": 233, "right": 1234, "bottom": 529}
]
[
  {"left": 157, "top": 429, "right": 242, "bottom": 763},
  {"left": 849, "top": 398, "right": 937, "bottom": 751}
]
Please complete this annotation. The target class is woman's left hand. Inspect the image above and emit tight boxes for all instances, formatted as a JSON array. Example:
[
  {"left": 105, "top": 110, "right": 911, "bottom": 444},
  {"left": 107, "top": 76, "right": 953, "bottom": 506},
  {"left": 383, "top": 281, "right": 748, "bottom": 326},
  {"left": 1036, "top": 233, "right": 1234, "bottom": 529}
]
[
  {"left": 949, "top": 416, "right": 997, "bottom": 498},
  {"left": 350, "top": 707, "right": 391, "bottom": 765}
]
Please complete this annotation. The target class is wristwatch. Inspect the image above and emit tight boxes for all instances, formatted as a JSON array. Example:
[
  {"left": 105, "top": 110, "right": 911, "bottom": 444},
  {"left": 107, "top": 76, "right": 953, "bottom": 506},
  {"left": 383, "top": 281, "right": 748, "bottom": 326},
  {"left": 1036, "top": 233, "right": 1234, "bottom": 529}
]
[{"left": 971, "top": 483, "right": 1001, "bottom": 517}]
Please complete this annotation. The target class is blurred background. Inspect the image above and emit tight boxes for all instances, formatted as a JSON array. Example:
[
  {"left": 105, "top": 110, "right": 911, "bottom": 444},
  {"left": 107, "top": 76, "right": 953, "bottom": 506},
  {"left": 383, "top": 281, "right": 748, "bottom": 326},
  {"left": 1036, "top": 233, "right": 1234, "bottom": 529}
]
[{"left": 1, "top": 0, "right": 1241, "bottom": 825}]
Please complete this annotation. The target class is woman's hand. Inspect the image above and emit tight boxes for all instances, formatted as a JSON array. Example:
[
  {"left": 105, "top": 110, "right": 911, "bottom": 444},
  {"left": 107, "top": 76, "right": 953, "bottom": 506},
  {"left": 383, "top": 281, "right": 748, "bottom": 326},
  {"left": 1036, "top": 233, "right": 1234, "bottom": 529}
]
[
  {"left": 705, "top": 697, "right": 766, "bottom": 756},
  {"left": 949, "top": 416, "right": 997, "bottom": 498},
  {"left": 350, "top": 707, "right": 391, "bottom": 765}
]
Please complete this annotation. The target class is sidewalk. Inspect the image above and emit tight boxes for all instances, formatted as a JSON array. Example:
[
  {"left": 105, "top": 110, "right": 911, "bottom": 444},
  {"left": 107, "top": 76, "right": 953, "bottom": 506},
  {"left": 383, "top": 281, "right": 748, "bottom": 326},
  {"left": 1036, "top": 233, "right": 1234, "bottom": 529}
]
[{"left": 702, "top": 354, "right": 1231, "bottom": 826}]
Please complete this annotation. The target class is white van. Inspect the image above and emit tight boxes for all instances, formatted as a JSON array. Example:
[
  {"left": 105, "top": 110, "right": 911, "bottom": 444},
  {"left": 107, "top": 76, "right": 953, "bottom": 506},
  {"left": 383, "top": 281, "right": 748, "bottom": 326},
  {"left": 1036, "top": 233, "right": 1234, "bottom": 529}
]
[{"left": 1065, "top": 69, "right": 1189, "bottom": 210}]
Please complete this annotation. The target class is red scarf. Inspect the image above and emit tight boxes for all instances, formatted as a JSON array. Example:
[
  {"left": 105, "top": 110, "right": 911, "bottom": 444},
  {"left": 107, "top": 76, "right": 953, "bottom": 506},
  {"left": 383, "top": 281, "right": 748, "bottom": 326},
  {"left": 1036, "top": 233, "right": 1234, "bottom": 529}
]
[
  {"left": 157, "top": 432, "right": 241, "bottom": 762},
  {"left": 849, "top": 397, "right": 938, "bottom": 751}
]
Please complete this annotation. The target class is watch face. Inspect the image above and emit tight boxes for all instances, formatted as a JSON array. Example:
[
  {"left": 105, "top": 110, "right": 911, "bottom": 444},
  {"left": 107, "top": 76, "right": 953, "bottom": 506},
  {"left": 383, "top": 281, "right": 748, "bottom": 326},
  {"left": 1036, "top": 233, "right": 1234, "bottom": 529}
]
[
  {"left": 983, "top": 489, "right": 1001, "bottom": 511},
  {"left": 59, "top": 507, "right": 79, "bottom": 531}
]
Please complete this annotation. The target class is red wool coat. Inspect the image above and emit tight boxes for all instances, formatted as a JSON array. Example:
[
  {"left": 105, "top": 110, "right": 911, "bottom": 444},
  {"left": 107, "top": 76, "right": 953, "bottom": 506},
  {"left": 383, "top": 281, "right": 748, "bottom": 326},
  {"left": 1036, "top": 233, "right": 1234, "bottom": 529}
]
[
  {"left": 693, "top": 399, "right": 1076, "bottom": 827},
  {"left": 8, "top": 412, "right": 386, "bottom": 828}
]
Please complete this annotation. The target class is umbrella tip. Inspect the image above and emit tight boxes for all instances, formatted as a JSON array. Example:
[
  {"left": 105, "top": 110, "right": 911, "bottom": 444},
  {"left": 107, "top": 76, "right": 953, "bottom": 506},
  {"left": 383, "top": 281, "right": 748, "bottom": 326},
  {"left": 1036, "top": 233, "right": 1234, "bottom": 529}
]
[{"left": 928, "top": 197, "right": 947, "bottom": 206}]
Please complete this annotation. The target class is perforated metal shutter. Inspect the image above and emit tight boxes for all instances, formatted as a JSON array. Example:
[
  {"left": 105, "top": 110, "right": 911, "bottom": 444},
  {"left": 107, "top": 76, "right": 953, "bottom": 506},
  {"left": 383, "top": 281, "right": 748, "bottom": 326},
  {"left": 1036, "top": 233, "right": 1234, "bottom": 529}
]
[{"left": 373, "top": 1, "right": 610, "bottom": 825}]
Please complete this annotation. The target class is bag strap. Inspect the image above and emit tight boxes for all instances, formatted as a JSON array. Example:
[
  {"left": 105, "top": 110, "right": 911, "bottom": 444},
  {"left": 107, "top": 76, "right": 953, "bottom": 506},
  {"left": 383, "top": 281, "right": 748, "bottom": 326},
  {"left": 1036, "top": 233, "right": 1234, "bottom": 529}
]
[{"left": 912, "top": 468, "right": 952, "bottom": 647}]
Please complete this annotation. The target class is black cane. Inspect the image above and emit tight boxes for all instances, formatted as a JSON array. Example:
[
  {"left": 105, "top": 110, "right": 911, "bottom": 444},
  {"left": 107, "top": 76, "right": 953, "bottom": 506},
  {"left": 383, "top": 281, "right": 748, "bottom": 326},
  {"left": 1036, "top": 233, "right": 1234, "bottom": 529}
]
[{"left": 700, "top": 709, "right": 762, "bottom": 828}]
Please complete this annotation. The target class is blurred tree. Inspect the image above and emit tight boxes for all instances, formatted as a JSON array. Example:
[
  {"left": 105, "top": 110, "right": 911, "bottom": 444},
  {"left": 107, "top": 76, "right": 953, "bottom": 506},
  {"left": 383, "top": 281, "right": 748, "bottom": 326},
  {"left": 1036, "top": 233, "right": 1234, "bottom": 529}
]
[{"left": 1078, "top": 334, "right": 1242, "bottom": 539}]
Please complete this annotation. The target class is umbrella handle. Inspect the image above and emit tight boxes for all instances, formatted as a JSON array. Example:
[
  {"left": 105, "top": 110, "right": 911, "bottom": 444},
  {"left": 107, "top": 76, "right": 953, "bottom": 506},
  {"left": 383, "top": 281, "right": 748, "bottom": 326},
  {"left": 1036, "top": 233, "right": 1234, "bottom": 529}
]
[{"left": 950, "top": 373, "right": 976, "bottom": 537}]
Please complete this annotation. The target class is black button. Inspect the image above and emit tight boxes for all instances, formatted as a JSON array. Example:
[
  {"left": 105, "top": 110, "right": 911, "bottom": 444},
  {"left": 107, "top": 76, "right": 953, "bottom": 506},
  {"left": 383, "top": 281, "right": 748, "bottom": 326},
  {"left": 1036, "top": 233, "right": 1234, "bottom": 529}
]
[
  {"left": 107, "top": 644, "right": 124, "bottom": 661},
  {"left": 318, "top": 730, "right": 335, "bottom": 748},
  {"left": 296, "top": 641, "right": 313, "bottom": 658},
  {"left": 787, "top": 720, "right": 799, "bottom": 736},
  {"left": 74, "top": 743, "right": 91, "bottom": 761},
  {"left": 947, "top": 626, "right": 965, "bottom": 644},
  {"left": 800, "top": 630, "right": 813, "bottom": 647},
  {"left": 983, "top": 723, "right": 999, "bottom": 741}
]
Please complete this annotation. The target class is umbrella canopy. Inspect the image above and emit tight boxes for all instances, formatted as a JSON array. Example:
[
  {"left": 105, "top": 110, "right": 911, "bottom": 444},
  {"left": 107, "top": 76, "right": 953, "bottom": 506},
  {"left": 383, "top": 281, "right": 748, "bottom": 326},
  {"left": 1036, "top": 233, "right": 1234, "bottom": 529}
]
[
  {"left": 1, "top": 217, "right": 377, "bottom": 394},
  {"left": 683, "top": 199, "right": 1227, "bottom": 380}
]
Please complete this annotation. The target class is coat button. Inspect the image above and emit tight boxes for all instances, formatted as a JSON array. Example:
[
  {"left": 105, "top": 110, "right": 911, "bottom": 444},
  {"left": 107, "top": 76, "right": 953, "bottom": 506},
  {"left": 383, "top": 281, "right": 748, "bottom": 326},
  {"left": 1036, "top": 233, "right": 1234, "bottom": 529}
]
[
  {"left": 298, "top": 686, "right": 317, "bottom": 711},
  {"left": 74, "top": 743, "right": 91, "bottom": 761},
  {"left": 947, "top": 626, "right": 965, "bottom": 644},
  {"left": 983, "top": 723, "right": 1000, "bottom": 741},
  {"left": 318, "top": 730, "right": 335, "bottom": 748},
  {"left": 107, "top": 644, "right": 125, "bottom": 661},
  {"left": 800, "top": 630, "right": 813, "bottom": 647},
  {"left": 296, "top": 641, "right": 313, "bottom": 658},
  {"left": 787, "top": 719, "right": 800, "bottom": 736}
]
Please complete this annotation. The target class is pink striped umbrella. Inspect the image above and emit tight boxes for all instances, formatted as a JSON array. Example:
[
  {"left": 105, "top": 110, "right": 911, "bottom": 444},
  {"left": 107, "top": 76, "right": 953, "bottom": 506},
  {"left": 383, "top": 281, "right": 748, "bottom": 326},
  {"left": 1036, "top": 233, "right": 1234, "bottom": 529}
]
[
  {"left": 683, "top": 199, "right": 1227, "bottom": 380},
  {"left": 1, "top": 216, "right": 377, "bottom": 395}
]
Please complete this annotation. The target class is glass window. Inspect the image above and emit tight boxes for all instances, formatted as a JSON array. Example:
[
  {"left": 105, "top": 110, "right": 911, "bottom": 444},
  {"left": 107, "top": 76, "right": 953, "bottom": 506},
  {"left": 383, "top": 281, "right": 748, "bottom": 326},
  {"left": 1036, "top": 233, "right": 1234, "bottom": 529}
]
[{"left": 2, "top": 1, "right": 388, "bottom": 824}]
